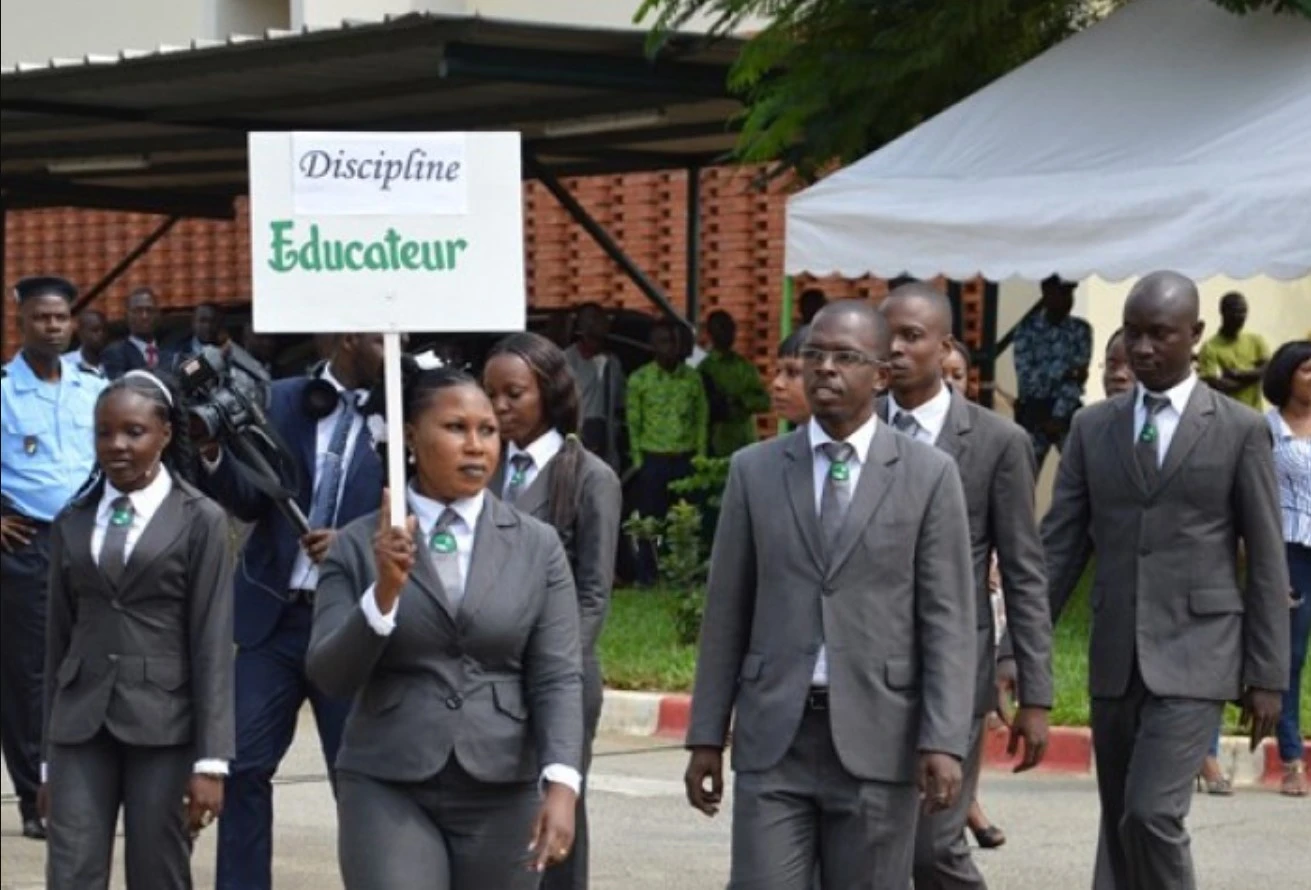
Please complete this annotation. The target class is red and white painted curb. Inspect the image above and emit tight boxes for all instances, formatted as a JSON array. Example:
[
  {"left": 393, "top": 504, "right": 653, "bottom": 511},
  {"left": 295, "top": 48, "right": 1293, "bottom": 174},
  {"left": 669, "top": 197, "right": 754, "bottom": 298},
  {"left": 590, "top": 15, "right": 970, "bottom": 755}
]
[{"left": 599, "top": 689, "right": 1310, "bottom": 787}]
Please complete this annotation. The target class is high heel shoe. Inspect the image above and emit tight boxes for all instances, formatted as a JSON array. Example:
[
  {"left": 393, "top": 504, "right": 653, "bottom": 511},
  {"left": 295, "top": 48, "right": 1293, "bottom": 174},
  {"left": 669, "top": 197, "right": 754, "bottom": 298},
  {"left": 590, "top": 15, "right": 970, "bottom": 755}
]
[{"left": 1195, "top": 773, "right": 1234, "bottom": 796}]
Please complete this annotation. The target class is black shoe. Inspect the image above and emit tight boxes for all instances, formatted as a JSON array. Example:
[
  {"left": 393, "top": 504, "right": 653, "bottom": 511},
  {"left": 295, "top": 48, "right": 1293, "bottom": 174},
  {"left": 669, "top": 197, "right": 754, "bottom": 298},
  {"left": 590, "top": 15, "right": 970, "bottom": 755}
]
[
  {"left": 22, "top": 817, "right": 47, "bottom": 840},
  {"left": 970, "top": 824, "right": 1006, "bottom": 849}
]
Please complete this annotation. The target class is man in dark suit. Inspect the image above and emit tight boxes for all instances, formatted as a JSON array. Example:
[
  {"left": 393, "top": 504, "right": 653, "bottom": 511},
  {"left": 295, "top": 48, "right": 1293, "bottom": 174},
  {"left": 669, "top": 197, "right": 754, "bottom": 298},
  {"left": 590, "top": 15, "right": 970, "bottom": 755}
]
[
  {"left": 199, "top": 333, "right": 385, "bottom": 890},
  {"left": 685, "top": 301, "right": 976, "bottom": 890},
  {"left": 1043, "top": 271, "right": 1288, "bottom": 890},
  {"left": 101, "top": 287, "right": 177, "bottom": 379},
  {"left": 878, "top": 284, "right": 1052, "bottom": 890}
]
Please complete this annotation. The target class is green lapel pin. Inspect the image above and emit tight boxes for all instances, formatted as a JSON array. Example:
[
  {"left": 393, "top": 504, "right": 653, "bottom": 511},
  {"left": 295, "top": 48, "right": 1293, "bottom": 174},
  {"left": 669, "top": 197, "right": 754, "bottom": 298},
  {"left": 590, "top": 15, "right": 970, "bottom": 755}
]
[
  {"left": 429, "top": 530, "right": 457, "bottom": 554},
  {"left": 829, "top": 461, "right": 850, "bottom": 483},
  {"left": 110, "top": 506, "right": 134, "bottom": 527}
]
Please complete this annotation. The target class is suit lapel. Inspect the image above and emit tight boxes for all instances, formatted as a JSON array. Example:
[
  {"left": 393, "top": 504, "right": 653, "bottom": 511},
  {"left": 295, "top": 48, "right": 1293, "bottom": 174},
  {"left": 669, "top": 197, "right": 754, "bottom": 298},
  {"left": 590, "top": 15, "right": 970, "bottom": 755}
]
[
  {"left": 458, "top": 498, "right": 516, "bottom": 626},
  {"left": 935, "top": 388, "right": 972, "bottom": 466},
  {"left": 827, "top": 424, "right": 899, "bottom": 579},
  {"left": 116, "top": 486, "right": 188, "bottom": 594},
  {"left": 1109, "top": 393, "right": 1148, "bottom": 495},
  {"left": 1157, "top": 384, "right": 1215, "bottom": 489},
  {"left": 62, "top": 503, "right": 114, "bottom": 598},
  {"left": 512, "top": 460, "right": 552, "bottom": 520},
  {"left": 783, "top": 430, "right": 825, "bottom": 573}
]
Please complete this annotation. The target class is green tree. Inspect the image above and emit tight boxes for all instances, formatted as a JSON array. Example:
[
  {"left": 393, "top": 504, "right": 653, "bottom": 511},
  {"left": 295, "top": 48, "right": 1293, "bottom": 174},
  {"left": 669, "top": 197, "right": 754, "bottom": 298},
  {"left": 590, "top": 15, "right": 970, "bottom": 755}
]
[{"left": 637, "top": 0, "right": 1311, "bottom": 181}]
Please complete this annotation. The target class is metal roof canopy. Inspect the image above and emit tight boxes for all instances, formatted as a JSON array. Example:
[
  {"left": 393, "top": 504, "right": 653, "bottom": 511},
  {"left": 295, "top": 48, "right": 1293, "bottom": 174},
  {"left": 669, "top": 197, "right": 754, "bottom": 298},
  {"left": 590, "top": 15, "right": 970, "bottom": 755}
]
[
  {"left": 0, "top": 12, "right": 744, "bottom": 219},
  {"left": 0, "top": 13, "right": 745, "bottom": 330}
]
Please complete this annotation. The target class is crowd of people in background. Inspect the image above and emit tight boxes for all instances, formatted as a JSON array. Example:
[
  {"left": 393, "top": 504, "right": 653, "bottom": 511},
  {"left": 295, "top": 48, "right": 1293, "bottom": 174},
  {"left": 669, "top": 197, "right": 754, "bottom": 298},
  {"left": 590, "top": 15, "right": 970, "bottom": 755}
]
[{"left": 1, "top": 271, "right": 1308, "bottom": 890}]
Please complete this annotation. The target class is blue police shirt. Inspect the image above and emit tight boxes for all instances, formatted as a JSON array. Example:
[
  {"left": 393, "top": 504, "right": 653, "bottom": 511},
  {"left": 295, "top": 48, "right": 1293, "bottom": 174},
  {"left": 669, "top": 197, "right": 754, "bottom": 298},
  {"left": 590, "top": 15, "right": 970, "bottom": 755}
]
[{"left": 1, "top": 352, "right": 106, "bottom": 521}]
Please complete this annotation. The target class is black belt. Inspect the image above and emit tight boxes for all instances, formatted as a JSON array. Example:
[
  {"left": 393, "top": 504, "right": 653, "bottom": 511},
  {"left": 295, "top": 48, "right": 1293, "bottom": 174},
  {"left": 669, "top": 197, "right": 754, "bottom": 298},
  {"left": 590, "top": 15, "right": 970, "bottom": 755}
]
[
  {"left": 805, "top": 687, "right": 829, "bottom": 711},
  {"left": 287, "top": 588, "right": 316, "bottom": 605}
]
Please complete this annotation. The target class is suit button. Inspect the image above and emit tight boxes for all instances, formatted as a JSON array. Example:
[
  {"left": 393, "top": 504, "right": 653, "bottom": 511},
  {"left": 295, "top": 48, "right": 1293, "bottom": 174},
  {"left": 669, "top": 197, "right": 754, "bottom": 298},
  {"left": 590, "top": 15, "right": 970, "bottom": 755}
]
[
  {"left": 445, "top": 695, "right": 463, "bottom": 710},
  {"left": 1139, "top": 546, "right": 1151, "bottom": 556},
  {"left": 110, "top": 600, "right": 123, "bottom": 611},
  {"left": 821, "top": 585, "right": 834, "bottom": 597},
  {"left": 107, "top": 654, "right": 119, "bottom": 662}
]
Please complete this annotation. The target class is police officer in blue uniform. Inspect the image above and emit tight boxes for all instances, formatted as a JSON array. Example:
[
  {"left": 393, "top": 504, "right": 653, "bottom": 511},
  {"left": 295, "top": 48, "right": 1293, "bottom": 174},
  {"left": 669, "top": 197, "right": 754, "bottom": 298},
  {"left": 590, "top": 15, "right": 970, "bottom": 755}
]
[{"left": 0, "top": 276, "right": 106, "bottom": 840}]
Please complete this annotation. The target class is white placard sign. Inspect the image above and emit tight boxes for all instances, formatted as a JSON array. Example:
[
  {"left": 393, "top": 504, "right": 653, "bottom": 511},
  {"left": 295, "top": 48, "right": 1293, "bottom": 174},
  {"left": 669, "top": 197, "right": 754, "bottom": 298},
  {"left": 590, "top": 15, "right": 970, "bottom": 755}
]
[{"left": 248, "top": 131, "right": 525, "bottom": 334}]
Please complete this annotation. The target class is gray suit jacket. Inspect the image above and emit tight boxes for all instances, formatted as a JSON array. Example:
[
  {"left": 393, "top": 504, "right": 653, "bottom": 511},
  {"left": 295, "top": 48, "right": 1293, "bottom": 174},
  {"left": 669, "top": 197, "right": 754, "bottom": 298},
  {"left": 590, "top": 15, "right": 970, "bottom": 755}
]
[
  {"left": 879, "top": 389, "right": 1053, "bottom": 715},
  {"left": 1043, "top": 384, "right": 1289, "bottom": 700},
  {"left": 489, "top": 446, "right": 622, "bottom": 658},
  {"left": 43, "top": 479, "right": 236, "bottom": 761},
  {"left": 307, "top": 496, "right": 584, "bottom": 784},
  {"left": 686, "top": 423, "right": 976, "bottom": 783}
]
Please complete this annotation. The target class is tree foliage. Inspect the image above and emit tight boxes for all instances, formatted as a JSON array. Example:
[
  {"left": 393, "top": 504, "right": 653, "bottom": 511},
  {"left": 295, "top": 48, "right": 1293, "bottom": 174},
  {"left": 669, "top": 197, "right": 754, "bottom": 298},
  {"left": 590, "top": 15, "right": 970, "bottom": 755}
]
[{"left": 636, "top": 0, "right": 1311, "bottom": 181}]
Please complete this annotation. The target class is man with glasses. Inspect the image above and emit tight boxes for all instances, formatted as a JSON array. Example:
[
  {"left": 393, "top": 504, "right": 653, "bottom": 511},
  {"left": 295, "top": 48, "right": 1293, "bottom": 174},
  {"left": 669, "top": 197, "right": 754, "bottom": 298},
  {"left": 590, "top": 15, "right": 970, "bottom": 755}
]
[{"left": 684, "top": 301, "right": 975, "bottom": 890}]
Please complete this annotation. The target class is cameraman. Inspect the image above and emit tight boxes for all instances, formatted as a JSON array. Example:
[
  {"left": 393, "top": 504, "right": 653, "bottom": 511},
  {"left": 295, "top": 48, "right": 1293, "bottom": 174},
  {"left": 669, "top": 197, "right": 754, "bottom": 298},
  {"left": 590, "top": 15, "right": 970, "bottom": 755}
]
[{"left": 197, "top": 334, "right": 384, "bottom": 890}]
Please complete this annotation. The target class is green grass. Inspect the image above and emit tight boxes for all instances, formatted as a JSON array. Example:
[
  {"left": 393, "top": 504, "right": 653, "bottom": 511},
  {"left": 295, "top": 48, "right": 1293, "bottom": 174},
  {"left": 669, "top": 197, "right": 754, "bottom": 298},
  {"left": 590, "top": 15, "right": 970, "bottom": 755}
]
[{"left": 599, "top": 575, "right": 1311, "bottom": 731}]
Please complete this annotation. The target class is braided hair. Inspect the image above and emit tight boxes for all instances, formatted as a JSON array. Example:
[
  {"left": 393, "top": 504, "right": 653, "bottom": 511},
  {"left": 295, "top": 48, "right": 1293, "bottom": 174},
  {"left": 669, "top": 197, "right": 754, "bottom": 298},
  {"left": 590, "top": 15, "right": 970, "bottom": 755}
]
[
  {"left": 69, "top": 370, "right": 196, "bottom": 508},
  {"left": 485, "top": 332, "right": 584, "bottom": 534}
]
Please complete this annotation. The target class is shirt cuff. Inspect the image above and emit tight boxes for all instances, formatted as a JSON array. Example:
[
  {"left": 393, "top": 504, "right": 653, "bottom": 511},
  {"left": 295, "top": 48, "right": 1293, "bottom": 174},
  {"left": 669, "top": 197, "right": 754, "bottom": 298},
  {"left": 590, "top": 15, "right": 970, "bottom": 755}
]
[
  {"left": 194, "top": 759, "right": 229, "bottom": 776},
  {"left": 360, "top": 583, "right": 398, "bottom": 636},
  {"left": 540, "top": 763, "right": 582, "bottom": 796}
]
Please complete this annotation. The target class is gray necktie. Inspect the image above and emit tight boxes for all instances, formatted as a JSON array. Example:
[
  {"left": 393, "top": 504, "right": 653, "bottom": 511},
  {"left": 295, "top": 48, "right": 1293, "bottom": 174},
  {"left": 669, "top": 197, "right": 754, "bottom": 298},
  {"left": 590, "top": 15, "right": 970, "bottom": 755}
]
[
  {"left": 427, "top": 508, "right": 464, "bottom": 604},
  {"left": 503, "top": 453, "right": 534, "bottom": 504},
  {"left": 818, "top": 441, "right": 856, "bottom": 553},
  {"left": 892, "top": 411, "right": 923, "bottom": 439},
  {"left": 1137, "top": 393, "right": 1171, "bottom": 488},
  {"left": 100, "top": 496, "right": 134, "bottom": 586}
]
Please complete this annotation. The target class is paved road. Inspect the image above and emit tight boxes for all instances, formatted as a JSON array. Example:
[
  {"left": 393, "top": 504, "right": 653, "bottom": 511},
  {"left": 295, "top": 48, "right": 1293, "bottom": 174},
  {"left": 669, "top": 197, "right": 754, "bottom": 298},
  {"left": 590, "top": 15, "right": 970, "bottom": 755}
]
[{"left": 4, "top": 723, "right": 1306, "bottom": 889}]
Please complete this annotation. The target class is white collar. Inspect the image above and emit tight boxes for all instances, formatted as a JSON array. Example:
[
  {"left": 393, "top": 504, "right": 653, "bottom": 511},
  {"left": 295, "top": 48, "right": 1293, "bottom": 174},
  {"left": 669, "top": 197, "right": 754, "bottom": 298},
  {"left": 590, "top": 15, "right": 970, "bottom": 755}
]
[
  {"left": 507, "top": 428, "right": 564, "bottom": 471},
  {"left": 888, "top": 383, "right": 952, "bottom": 436},
  {"left": 99, "top": 465, "right": 173, "bottom": 520},
  {"left": 808, "top": 412, "right": 879, "bottom": 463},
  {"left": 406, "top": 483, "right": 485, "bottom": 535},
  {"left": 322, "top": 361, "right": 369, "bottom": 405},
  {"left": 1137, "top": 373, "right": 1197, "bottom": 415}
]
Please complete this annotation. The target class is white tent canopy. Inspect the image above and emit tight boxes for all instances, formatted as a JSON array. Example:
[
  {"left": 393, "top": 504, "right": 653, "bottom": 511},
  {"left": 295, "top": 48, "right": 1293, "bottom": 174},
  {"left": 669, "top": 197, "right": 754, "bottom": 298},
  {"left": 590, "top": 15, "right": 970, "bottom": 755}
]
[{"left": 785, "top": 0, "right": 1311, "bottom": 282}]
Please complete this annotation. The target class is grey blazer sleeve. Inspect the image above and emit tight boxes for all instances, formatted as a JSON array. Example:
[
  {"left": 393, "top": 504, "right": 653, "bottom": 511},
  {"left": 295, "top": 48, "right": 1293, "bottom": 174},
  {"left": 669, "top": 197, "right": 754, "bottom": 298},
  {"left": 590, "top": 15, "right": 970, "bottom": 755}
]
[
  {"left": 42, "top": 520, "right": 74, "bottom": 763},
  {"left": 1233, "top": 418, "right": 1291, "bottom": 692},
  {"left": 526, "top": 532, "right": 585, "bottom": 771},
  {"left": 1042, "top": 412, "right": 1095, "bottom": 621},
  {"left": 915, "top": 461, "right": 977, "bottom": 758},
  {"left": 686, "top": 453, "right": 756, "bottom": 749},
  {"left": 574, "top": 461, "right": 622, "bottom": 656},
  {"left": 188, "top": 499, "right": 237, "bottom": 762},
  {"left": 307, "top": 520, "right": 391, "bottom": 699},
  {"left": 990, "top": 428, "right": 1054, "bottom": 708}
]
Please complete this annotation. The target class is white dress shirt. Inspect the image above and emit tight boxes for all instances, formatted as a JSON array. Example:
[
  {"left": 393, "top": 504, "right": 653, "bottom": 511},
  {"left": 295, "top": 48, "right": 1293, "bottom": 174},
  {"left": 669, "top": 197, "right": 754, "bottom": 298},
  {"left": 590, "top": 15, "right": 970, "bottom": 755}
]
[
  {"left": 503, "top": 429, "right": 565, "bottom": 499},
  {"left": 806, "top": 414, "right": 880, "bottom": 686},
  {"left": 888, "top": 383, "right": 953, "bottom": 446},
  {"left": 359, "top": 483, "right": 581, "bottom": 794},
  {"left": 46, "top": 467, "right": 228, "bottom": 780},
  {"left": 1133, "top": 373, "right": 1198, "bottom": 464},
  {"left": 288, "top": 364, "right": 368, "bottom": 591}
]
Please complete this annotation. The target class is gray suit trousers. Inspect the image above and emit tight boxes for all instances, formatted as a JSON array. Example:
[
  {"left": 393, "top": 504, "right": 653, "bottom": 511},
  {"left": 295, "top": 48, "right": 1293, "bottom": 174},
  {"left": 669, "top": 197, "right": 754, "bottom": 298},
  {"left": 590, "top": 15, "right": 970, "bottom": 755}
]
[
  {"left": 912, "top": 717, "right": 988, "bottom": 890},
  {"left": 731, "top": 708, "right": 919, "bottom": 890},
  {"left": 542, "top": 655, "right": 604, "bottom": 890},
  {"left": 46, "top": 729, "right": 194, "bottom": 890},
  {"left": 1090, "top": 668, "right": 1221, "bottom": 890},
  {"left": 336, "top": 763, "right": 542, "bottom": 890}
]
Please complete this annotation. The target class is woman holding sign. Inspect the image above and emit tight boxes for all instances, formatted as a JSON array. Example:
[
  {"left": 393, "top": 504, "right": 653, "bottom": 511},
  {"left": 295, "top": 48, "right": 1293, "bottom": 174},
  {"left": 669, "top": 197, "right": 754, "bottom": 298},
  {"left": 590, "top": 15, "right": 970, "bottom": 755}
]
[
  {"left": 306, "top": 364, "right": 583, "bottom": 890},
  {"left": 483, "top": 333, "right": 622, "bottom": 890}
]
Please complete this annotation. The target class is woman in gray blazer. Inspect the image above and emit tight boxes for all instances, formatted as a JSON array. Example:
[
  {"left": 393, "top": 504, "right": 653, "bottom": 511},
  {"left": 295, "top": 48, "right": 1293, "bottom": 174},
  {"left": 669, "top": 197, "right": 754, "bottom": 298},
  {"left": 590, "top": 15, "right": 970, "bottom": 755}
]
[
  {"left": 307, "top": 365, "right": 584, "bottom": 890},
  {"left": 483, "top": 332, "right": 622, "bottom": 890},
  {"left": 42, "top": 370, "right": 236, "bottom": 889}
]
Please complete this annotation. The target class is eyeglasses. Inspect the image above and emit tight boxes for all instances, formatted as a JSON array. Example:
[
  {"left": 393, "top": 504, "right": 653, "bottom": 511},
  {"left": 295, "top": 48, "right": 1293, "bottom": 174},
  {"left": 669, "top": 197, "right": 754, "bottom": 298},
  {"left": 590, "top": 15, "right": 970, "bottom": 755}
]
[{"left": 800, "top": 347, "right": 881, "bottom": 368}]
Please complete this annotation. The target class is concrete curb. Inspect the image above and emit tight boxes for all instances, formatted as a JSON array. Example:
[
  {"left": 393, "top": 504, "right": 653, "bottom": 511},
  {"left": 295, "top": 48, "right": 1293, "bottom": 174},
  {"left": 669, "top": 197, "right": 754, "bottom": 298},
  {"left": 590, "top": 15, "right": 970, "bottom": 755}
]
[{"left": 599, "top": 689, "right": 1310, "bottom": 787}]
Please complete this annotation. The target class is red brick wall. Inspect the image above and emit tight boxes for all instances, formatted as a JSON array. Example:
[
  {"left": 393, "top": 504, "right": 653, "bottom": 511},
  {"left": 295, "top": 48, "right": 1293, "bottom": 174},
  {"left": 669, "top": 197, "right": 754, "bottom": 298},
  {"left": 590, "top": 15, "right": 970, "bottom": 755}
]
[{"left": 3, "top": 167, "right": 982, "bottom": 369}]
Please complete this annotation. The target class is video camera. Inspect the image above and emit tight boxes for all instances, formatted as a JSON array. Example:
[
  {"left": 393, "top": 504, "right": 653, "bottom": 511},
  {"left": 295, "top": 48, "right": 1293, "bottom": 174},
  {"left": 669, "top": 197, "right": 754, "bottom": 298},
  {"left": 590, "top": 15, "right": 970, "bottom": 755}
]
[{"left": 176, "top": 346, "right": 311, "bottom": 536}]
